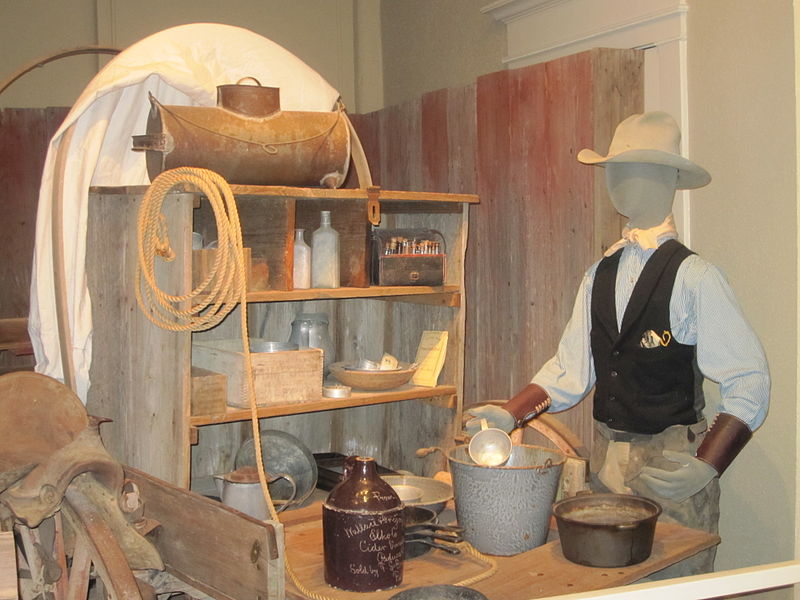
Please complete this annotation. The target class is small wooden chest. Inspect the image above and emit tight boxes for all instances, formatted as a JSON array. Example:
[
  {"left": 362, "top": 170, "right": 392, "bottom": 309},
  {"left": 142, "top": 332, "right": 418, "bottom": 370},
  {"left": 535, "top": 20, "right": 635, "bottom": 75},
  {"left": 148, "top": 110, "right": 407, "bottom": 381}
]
[{"left": 371, "top": 228, "right": 445, "bottom": 286}]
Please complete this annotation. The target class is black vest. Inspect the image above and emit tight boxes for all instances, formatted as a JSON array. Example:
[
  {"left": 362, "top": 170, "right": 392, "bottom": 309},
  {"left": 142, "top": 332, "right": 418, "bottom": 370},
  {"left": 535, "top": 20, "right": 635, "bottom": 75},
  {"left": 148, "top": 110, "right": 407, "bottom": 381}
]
[{"left": 591, "top": 239, "right": 704, "bottom": 434}]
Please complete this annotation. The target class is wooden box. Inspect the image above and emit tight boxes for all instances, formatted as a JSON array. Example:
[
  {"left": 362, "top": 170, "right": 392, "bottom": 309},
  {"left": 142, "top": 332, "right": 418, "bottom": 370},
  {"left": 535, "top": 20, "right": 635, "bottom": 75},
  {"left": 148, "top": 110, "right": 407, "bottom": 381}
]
[
  {"left": 371, "top": 228, "right": 445, "bottom": 286},
  {"left": 295, "top": 199, "right": 371, "bottom": 288},
  {"left": 192, "top": 339, "right": 323, "bottom": 408},
  {"left": 192, "top": 247, "right": 270, "bottom": 292},
  {"left": 190, "top": 366, "right": 227, "bottom": 416}
]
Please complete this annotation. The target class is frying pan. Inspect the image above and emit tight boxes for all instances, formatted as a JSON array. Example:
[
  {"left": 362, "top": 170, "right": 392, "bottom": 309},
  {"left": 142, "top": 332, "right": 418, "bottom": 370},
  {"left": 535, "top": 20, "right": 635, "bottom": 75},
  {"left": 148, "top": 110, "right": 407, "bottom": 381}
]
[{"left": 403, "top": 506, "right": 463, "bottom": 559}]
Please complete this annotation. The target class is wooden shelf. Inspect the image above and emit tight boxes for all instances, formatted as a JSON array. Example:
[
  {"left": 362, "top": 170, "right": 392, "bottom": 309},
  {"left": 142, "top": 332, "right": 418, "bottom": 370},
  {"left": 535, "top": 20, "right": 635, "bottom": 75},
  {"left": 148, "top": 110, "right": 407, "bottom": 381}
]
[
  {"left": 89, "top": 184, "right": 479, "bottom": 206},
  {"left": 189, "top": 384, "right": 457, "bottom": 426},
  {"left": 87, "top": 183, "right": 471, "bottom": 488},
  {"left": 246, "top": 285, "right": 460, "bottom": 306}
]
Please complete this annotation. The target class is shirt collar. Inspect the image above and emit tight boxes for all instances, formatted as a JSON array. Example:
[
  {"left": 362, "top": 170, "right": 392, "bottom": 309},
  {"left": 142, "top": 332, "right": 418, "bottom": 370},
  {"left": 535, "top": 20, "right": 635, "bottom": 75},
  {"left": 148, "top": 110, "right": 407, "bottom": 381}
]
[{"left": 603, "top": 214, "right": 678, "bottom": 257}]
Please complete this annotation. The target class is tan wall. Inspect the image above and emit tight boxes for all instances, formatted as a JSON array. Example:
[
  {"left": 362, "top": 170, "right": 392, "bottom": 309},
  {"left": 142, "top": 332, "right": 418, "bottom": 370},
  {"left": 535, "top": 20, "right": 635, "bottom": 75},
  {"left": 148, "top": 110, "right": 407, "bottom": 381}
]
[
  {"left": 0, "top": 0, "right": 381, "bottom": 112},
  {"left": 688, "top": 0, "right": 797, "bottom": 576},
  {"left": 0, "top": 0, "right": 100, "bottom": 108},
  {"left": 380, "top": 0, "right": 505, "bottom": 107}
]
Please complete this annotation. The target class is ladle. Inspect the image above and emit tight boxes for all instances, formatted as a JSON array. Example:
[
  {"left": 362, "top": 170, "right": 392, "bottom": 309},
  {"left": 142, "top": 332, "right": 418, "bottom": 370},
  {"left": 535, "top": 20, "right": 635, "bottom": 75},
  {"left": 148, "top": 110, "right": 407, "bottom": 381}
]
[{"left": 468, "top": 419, "right": 512, "bottom": 466}]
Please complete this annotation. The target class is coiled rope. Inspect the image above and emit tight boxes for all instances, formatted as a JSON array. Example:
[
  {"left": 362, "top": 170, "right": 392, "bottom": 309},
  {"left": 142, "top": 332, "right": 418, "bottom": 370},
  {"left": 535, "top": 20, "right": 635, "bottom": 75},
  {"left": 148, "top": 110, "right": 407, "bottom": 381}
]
[{"left": 136, "top": 166, "right": 496, "bottom": 598}]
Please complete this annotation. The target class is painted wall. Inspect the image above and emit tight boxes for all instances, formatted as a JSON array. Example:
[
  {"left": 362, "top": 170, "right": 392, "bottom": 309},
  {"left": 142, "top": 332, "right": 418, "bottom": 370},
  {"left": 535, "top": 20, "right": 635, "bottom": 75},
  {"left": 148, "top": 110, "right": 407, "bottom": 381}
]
[
  {"left": 0, "top": 0, "right": 383, "bottom": 112},
  {"left": 687, "top": 0, "right": 797, "bottom": 578},
  {"left": 380, "top": 0, "right": 505, "bottom": 106}
]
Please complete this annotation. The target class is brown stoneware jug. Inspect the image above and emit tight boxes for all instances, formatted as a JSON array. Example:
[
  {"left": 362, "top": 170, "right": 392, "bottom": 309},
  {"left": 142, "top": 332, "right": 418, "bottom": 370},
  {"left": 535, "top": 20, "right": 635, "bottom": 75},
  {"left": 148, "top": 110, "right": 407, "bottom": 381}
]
[{"left": 323, "top": 456, "right": 404, "bottom": 591}]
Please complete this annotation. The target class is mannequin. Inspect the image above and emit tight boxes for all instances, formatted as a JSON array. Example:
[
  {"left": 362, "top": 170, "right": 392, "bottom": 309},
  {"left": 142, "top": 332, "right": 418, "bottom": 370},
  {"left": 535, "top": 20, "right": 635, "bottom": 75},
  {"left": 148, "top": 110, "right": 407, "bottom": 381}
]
[{"left": 468, "top": 112, "right": 770, "bottom": 576}]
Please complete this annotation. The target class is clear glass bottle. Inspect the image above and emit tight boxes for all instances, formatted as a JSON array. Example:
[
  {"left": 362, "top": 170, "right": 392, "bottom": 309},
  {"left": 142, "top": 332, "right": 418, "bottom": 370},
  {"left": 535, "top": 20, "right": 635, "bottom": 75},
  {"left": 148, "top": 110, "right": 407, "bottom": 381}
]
[
  {"left": 292, "top": 228, "right": 311, "bottom": 289},
  {"left": 311, "top": 210, "right": 340, "bottom": 288}
]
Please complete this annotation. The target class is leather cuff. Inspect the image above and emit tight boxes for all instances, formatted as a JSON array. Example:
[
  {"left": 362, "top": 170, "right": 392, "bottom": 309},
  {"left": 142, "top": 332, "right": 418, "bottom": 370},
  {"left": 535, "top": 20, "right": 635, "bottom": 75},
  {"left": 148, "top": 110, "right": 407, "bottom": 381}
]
[
  {"left": 505, "top": 383, "right": 551, "bottom": 429},
  {"left": 696, "top": 412, "right": 752, "bottom": 475}
]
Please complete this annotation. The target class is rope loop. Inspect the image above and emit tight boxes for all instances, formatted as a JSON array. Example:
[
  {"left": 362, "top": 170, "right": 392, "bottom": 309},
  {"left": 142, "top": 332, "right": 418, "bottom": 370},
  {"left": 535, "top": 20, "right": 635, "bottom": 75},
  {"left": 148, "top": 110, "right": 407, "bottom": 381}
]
[{"left": 135, "top": 167, "right": 246, "bottom": 332}]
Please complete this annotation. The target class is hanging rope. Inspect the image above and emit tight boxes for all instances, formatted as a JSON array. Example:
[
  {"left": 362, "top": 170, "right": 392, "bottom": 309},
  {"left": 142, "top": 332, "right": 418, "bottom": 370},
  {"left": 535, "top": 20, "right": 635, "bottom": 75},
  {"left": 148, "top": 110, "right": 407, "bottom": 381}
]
[{"left": 136, "top": 166, "right": 331, "bottom": 599}]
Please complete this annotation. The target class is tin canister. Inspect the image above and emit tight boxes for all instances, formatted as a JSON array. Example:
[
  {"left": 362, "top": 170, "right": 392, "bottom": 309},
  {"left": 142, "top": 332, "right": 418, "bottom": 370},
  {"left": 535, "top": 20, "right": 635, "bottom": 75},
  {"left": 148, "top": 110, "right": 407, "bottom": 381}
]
[{"left": 323, "top": 456, "right": 404, "bottom": 591}]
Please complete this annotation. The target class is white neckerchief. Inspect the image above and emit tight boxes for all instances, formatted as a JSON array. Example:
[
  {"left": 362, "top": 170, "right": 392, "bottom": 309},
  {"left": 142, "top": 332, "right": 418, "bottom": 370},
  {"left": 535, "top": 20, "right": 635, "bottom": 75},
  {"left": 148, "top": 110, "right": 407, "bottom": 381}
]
[{"left": 603, "top": 214, "right": 678, "bottom": 257}]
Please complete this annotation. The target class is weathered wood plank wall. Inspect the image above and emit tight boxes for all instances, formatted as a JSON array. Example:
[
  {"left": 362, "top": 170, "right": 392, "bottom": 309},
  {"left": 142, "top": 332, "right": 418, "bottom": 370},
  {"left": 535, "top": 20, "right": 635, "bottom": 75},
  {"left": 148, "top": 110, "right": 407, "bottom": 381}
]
[
  {"left": 0, "top": 107, "right": 68, "bottom": 373},
  {"left": 0, "top": 108, "right": 68, "bottom": 318},
  {"left": 350, "top": 48, "right": 643, "bottom": 449}
]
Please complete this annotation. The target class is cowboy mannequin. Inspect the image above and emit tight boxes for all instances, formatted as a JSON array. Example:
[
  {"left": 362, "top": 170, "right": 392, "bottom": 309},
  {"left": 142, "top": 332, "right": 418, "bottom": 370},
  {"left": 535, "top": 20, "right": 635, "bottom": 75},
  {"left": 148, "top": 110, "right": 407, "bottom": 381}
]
[{"left": 469, "top": 111, "right": 770, "bottom": 576}]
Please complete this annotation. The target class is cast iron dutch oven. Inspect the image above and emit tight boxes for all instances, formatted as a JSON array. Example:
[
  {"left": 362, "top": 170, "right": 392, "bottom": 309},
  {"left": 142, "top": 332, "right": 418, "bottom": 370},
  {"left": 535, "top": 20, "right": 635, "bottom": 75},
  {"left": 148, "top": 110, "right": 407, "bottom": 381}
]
[{"left": 552, "top": 493, "right": 662, "bottom": 567}]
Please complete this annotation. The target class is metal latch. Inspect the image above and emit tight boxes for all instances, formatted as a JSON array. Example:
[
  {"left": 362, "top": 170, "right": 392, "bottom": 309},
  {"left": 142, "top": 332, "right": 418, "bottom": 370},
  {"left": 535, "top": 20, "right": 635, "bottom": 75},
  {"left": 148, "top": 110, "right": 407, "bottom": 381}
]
[{"left": 367, "top": 185, "right": 381, "bottom": 226}]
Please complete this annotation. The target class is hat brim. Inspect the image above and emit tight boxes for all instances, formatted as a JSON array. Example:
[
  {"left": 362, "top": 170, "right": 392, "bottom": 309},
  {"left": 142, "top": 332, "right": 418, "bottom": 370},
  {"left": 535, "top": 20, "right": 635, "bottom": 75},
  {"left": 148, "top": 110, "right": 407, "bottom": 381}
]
[{"left": 577, "top": 148, "right": 711, "bottom": 190}]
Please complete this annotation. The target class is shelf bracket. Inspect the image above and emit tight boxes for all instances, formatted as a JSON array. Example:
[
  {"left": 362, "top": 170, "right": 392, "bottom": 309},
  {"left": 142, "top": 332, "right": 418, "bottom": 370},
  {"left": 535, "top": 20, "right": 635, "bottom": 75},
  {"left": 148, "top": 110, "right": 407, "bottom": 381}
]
[{"left": 367, "top": 186, "right": 381, "bottom": 225}]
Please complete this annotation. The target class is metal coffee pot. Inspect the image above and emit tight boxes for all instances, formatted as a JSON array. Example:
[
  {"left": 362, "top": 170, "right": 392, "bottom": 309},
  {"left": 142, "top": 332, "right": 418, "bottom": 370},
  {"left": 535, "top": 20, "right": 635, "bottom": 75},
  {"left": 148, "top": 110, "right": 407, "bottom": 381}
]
[{"left": 213, "top": 465, "right": 297, "bottom": 519}]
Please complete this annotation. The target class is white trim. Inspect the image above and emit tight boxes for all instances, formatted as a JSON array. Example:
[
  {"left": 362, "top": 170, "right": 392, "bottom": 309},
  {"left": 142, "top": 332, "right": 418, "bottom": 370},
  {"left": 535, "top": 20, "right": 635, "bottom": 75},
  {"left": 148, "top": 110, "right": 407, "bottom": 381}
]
[
  {"left": 538, "top": 560, "right": 800, "bottom": 600},
  {"left": 481, "top": 0, "right": 692, "bottom": 243},
  {"left": 499, "top": 5, "right": 686, "bottom": 65},
  {"left": 481, "top": 0, "right": 570, "bottom": 23}
]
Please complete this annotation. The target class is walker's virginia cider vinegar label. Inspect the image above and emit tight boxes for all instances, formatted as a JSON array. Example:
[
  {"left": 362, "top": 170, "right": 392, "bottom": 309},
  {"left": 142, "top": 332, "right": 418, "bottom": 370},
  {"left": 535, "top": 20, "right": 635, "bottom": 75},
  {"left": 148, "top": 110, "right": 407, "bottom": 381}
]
[
  {"left": 322, "top": 505, "right": 404, "bottom": 591},
  {"left": 323, "top": 456, "right": 405, "bottom": 591}
]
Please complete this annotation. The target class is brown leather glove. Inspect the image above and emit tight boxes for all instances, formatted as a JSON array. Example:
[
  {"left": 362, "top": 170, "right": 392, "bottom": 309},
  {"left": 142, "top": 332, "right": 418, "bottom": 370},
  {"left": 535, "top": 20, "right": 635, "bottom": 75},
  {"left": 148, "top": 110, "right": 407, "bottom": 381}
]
[
  {"left": 696, "top": 412, "right": 752, "bottom": 475},
  {"left": 503, "top": 383, "right": 552, "bottom": 429}
]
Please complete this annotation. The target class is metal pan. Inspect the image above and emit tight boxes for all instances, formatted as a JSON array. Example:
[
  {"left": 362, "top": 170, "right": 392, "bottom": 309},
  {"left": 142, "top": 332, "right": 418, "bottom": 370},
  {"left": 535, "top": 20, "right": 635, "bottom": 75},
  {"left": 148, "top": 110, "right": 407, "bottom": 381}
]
[{"left": 403, "top": 506, "right": 463, "bottom": 559}]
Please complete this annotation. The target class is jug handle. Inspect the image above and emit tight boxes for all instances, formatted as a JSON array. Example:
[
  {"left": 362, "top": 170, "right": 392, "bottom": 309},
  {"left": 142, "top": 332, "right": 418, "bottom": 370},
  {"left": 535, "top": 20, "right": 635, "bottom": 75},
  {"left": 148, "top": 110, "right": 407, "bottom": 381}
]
[{"left": 269, "top": 472, "right": 298, "bottom": 513}]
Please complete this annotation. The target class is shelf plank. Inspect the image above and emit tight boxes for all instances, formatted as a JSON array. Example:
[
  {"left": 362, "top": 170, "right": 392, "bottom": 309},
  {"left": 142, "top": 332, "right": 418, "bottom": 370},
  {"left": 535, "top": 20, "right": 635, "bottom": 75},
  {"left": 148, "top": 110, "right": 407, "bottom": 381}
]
[
  {"left": 246, "top": 285, "right": 461, "bottom": 304},
  {"left": 189, "top": 384, "right": 457, "bottom": 426},
  {"left": 0, "top": 532, "right": 16, "bottom": 600},
  {"left": 89, "top": 184, "right": 479, "bottom": 205},
  {"left": 0, "top": 317, "right": 32, "bottom": 355}
]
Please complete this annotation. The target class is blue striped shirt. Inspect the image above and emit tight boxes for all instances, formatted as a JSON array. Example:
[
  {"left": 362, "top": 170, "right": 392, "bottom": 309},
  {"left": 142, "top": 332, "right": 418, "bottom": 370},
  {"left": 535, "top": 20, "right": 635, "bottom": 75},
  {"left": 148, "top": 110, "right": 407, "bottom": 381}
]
[{"left": 532, "top": 236, "right": 770, "bottom": 431}]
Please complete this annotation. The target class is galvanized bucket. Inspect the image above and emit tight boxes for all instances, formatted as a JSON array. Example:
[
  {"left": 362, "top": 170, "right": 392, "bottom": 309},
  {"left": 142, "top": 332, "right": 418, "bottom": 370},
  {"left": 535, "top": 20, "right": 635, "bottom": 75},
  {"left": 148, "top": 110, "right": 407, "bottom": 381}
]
[{"left": 447, "top": 444, "right": 565, "bottom": 556}]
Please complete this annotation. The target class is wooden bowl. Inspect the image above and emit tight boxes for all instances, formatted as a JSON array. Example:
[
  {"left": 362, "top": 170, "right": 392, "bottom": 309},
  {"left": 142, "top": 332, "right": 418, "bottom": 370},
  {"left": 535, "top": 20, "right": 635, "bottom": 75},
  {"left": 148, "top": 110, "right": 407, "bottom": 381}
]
[{"left": 329, "top": 361, "right": 417, "bottom": 391}]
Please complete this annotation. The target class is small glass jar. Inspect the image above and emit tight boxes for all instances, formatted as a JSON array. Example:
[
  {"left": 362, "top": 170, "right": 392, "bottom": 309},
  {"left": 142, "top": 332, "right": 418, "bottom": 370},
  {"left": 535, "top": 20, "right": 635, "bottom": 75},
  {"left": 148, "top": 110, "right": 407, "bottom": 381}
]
[{"left": 288, "top": 312, "right": 335, "bottom": 374}]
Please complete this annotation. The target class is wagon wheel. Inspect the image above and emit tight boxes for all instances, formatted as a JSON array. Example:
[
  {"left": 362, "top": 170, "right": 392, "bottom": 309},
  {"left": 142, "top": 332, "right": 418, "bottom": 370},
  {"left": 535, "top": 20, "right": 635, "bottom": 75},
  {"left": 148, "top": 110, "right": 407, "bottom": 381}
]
[
  {"left": 510, "top": 413, "right": 591, "bottom": 498},
  {"left": 509, "top": 412, "right": 589, "bottom": 458},
  {"left": 12, "top": 485, "right": 150, "bottom": 600}
]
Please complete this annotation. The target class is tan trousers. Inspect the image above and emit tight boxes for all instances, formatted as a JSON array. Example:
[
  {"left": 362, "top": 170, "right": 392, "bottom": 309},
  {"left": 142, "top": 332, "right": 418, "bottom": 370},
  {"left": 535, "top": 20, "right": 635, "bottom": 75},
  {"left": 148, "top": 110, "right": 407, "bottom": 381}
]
[{"left": 590, "top": 420, "right": 720, "bottom": 579}]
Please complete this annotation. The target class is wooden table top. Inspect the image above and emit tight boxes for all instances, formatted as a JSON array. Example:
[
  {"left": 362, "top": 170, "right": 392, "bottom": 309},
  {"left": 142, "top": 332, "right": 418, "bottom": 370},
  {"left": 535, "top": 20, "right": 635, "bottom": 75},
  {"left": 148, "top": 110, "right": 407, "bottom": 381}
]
[
  {"left": 0, "top": 532, "right": 17, "bottom": 600},
  {"left": 281, "top": 502, "right": 719, "bottom": 600}
]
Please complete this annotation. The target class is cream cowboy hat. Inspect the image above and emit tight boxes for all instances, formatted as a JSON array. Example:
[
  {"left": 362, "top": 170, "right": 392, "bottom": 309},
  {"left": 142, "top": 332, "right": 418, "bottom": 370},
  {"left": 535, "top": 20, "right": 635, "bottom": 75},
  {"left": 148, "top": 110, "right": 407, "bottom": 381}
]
[{"left": 577, "top": 111, "right": 711, "bottom": 189}]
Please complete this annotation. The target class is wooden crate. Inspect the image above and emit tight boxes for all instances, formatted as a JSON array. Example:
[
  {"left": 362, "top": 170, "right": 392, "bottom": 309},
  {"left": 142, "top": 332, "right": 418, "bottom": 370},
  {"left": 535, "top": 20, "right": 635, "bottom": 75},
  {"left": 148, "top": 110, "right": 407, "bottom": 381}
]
[
  {"left": 194, "top": 196, "right": 293, "bottom": 291},
  {"left": 192, "top": 339, "right": 322, "bottom": 408},
  {"left": 194, "top": 195, "right": 371, "bottom": 290},
  {"left": 190, "top": 366, "right": 227, "bottom": 416},
  {"left": 295, "top": 199, "right": 371, "bottom": 288},
  {"left": 192, "top": 247, "right": 269, "bottom": 292}
]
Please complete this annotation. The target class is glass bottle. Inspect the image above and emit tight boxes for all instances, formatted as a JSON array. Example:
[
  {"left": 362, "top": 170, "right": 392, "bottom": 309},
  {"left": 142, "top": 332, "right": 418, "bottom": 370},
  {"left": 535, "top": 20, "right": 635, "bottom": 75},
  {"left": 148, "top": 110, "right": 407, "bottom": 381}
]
[
  {"left": 311, "top": 210, "right": 340, "bottom": 288},
  {"left": 292, "top": 229, "right": 311, "bottom": 289},
  {"left": 323, "top": 456, "right": 404, "bottom": 591}
]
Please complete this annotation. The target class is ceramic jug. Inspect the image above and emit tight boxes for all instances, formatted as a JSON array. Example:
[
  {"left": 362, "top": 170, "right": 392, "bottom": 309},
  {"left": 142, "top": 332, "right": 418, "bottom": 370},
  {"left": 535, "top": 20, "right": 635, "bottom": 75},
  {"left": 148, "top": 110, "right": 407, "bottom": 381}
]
[
  {"left": 322, "top": 456, "right": 404, "bottom": 591},
  {"left": 214, "top": 465, "right": 297, "bottom": 519}
]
